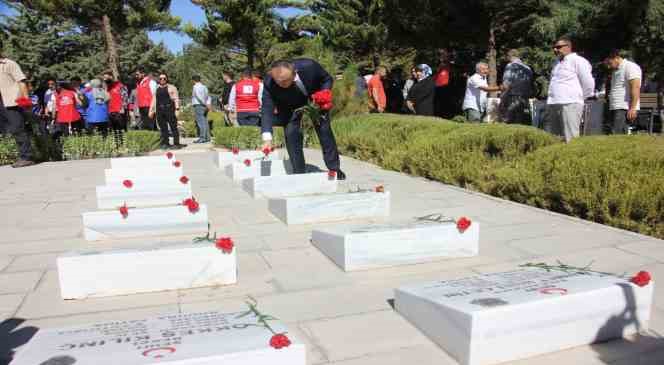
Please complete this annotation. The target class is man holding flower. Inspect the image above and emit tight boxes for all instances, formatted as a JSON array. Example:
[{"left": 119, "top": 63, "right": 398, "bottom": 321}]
[{"left": 260, "top": 58, "right": 345, "bottom": 179}]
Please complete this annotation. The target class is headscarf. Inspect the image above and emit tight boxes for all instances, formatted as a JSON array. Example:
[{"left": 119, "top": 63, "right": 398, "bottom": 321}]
[
  {"left": 90, "top": 78, "right": 109, "bottom": 104},
  {"left": 416, "top": 64, "right": 432, "bottom": 81}
]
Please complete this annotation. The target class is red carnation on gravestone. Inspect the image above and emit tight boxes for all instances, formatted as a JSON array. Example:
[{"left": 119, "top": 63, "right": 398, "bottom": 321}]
[
  {"left": 215, "top": 237, "right": 234, "bottom": 254},
  {"left": 630, "top": 271, "right": 652, "bottom": 287},
  {"left": 122, "top": 179, "right": 133, "bottom": 188},
  {"left": 166, "top": 151, "right": 173, "bottom": 159},
  {"left": 232, "top": 146, "right": 240, "bottom": 155},
  {"left": 269, "top": 333, "right": 291, "bottom": 349},
  {"left": 262, "top": 146, "right": 272, "bottom": 156},
  {"left": 457, "top": 217, "right": 472, "bottom": 232},
  {"left": 244, "top": 159, "right": 251, "bottom": 167},
  {"left": 119, "top": 204, "right": 129, "bottom": 219},
  {"left": 374, "top": 185, "right": 385, "bottom": 193},
  {"left": 173, "top": 161, "right": 181, "bottom": 168},
  {"left": 182, "top": 197, "right": 199, "bottom": 213},
  {"left": 180, "top": 176, "right": 189, "bottom": 184},
  {"left": 328, "top": 170, "right": 337, "bottom": 180}
]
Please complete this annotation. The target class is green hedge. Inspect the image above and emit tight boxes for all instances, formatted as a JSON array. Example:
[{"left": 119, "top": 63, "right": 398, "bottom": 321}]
[{"left": 212, "top": 126, "right": 286, "bottom": 149}]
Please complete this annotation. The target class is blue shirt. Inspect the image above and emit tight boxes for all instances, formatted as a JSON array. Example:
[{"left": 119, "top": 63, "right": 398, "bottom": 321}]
[{"left": 84, "top": 91, "right": 109, "bottom": 123}]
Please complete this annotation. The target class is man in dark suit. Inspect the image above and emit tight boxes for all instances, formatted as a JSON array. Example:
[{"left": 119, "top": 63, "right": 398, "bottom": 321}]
[{"left": 261, "top": 58, "right": 345, "bottom": 179}]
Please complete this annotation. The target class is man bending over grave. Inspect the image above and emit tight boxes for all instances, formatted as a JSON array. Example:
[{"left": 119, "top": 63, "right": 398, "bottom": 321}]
[{"left": 260, "top": 59, "right": 346, "bottom": 180}]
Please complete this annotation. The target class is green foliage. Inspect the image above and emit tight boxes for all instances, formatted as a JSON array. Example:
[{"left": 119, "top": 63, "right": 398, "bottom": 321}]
[
  {"left": 0, "top": 136, "right": 19, "bottom": 166},
  {"left": 124, "top": 130, "right": 161, "bottom": 155},
  {"left": 489, "top": 136, "right": 664, "bottom": 238},
  {"left": 62, "top": 134, "right": 119, "bottom": 160},
  {"left": 212, "top": 126, "right": 285, "bottom": 149}
]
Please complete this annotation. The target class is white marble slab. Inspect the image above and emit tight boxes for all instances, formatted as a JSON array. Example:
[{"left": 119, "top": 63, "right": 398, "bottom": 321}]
[
  {"left": 110, "top": 154, "right": 180, "bottom": 169},
  {"left": 82, "top": 205, "right": 209, "bottom": 241},
  {"left": 268, "top": 191, "right": 390, "bottom": 225},
  {"left": 58, "top": 241, "right": 237, "bottom": 299},
  {"left": 214, "top": 149, "right": 282, "bottom": 168},
  {"left": 243, "top": 172, "right": 338, "bottom": 199},
  {"left": 395, "top": 269, "right": 654, "bottom": 365},
  {"left": 96, "top": 182, "right": 192, "bottom": 209},
  {"left": 225, "top": 160, "right": 292, "bottom": 182},
  {"left": 105, "top": 166, "right": 184, "bottom": 185},
  {"left": 312, "top": 219, "right": 478, "bottom": 271},
  {"left": 10, "top": 309, "right": 305, "bottom": 365}
]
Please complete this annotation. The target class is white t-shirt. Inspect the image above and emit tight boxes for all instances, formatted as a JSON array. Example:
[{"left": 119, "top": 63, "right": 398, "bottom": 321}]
[
  {"left": 609, "top": 59, "right": 642, "bottom": 111},
  {"left": 0, "top": 58, "right": 26, "bottom": 108},
  {"left": 547, "top": 53, "right": 595, "bottom": 105},
  {"left": 462, "top": 73, "right": 487, "bottom": 112}
]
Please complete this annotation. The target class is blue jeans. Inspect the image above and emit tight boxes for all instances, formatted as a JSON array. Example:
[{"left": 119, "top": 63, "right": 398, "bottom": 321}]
[{"left": 193, "top": 105, "right": 209, "bottom": 140}]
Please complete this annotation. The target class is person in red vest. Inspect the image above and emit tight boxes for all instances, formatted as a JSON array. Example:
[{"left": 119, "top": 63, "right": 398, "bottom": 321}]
[
  {"left": 53, "top": 81, "right": 84, "bottom": 140},
  {"left": 103, "top": 70, "right": 128, "bottom": 145},
  {"left": 228, "top": 68, "right": 263, "bottom": 126},
  {"left": 134, "top": 66, "right": 157, "bottom": 130}
]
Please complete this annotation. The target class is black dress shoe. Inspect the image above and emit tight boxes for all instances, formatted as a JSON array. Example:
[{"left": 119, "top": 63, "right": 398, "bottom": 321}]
[
  {"left": 170, "top": 144, "right": 187, "bottom": 149},
  {"left": 335, "top": 170, "right": 347, "bottom": 180}
]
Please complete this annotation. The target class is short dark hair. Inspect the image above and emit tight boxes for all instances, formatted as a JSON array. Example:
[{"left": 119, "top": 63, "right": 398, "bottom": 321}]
[
  {"left": 270, "top": 60, "right": 294, "bottom": 70},
  {"left": 607, "top": 49, "right": 626, "bottom": 59},
  {"left": 222, "top": 70, "right": 234, "bottom": 79},
  {"left": 241, "top": 68, "right": 253, "bottom": 78},
  {"left": 136, "top": 66, "right": 145, "bottom": 73},
  {"left": 556, "top": 36, "right": 573, "bottom": 48},
  {"left": 191, "top": 74, "right": 201, "bottom": 81},
  {"left": 252, "top": 70, "right": 262, "bottom": 79},
  {"left": 70, "top": 76, "right": 82, "bottom": 83}
]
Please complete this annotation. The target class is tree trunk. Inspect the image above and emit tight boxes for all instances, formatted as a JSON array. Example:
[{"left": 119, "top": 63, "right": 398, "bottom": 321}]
[
  {"left": 246, "top": 41, "right": 255, "bottom": 69},
  {"left": 487, "top": 22, "right": 498, "bottom": 97},
  {"left": 102, "top": 15, "right": 120, "bottom": 79}
]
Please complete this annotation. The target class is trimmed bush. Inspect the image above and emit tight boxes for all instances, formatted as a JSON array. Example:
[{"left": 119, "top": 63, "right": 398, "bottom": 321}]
[
  {"left": 212, "top": 125, "right": 285, "bottom": 149},
  {"left": 489, "top": 136, "right": 664, "bottom": 238},
  {"left": 62, "top": 134, "right": 119, "bottom": 160},
  {"left": 124, "top": 130, "right": 161, "bottom": 155},
  {"left": 0, "top": 136, "right": 18, "bottom": 165}
]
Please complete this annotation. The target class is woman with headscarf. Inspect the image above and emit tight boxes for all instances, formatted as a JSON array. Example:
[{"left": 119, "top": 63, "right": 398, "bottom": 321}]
[
  {"left": 406, "top": 64, "right": 436, "bottom": 116},
  {"left": 84, "top": 78, "right": 110, "bottom": 136}
]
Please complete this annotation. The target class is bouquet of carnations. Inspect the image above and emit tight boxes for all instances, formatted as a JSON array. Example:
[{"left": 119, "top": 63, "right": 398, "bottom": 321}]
[{"left": 296, "top": 89, "right": 333, "bottom": 126}]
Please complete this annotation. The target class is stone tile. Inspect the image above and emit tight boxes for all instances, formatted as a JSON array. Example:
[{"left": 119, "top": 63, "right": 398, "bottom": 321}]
[
  {"left": 301, "top": 310, "right": 430, "bottom": 362},
  {"left": 24, "top": 304, "right": 179, "bottom": 329},
  {"left": 260, "top": 231, "right": 313, "bottom": 250},
  {"left": 507, "top": 226, "right": 637, "bottom": 256},
  {"left": 619, "top": 240, "right": 664, "bottom": 263},
  {"left": 0, "top": 256, "right": 13, "bottom": 272},
  {"left": 5, "top": 253, "right": 58, "bottom": 272},
  {"left": 0, "top": 271, "right": 43, "bottom": 294},
  {"left": 327, "top": 344, "right": 456, "bottom": 365},
  {"left": 0, "top": 294, "right": 24, "bottom": 319},
  {"left": 261, "top": 247, "right": 352, "bottom": 291}
]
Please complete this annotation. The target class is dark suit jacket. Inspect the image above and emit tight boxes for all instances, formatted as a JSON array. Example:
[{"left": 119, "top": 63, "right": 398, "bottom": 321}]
[
  {"left": 261, "top": 58, "right": 334, "bottom": 134},
  {"left": 407, "top": 76, "right": 435, "bottom": 116}
]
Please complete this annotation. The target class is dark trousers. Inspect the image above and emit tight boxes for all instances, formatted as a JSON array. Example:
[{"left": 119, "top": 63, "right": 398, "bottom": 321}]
[
  {"left": 283, "top": 110, "right": 340, "bottom": 174},
  {"left": 86, "top": 122, "right": 109, "bottom": 137},
  {"left": 500, "top": 95, "right": 530, "bottom": 125},
  {"left": 139, "top": 107, "right": 155, "bottom": 130},
  {"left": 237, "top": 111, "right": 261, "bottom": 126},
  {"left": 1, "top": 107, "right": 32, "bottom": 160},
  {"left": 109, "top": 112, "right": 127, "bottom": 145},
  {"left": 156, "top": 105, "right": 179, "bottom": 146},
  {"left": 609, "top": 109, "right": 629, "bottom": 134},
  {"left": 434, "top": 86, "right": 455, "bottom": 119}
]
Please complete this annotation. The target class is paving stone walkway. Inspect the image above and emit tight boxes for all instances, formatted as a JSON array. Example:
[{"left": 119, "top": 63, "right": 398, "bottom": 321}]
[{"left": 0, "top": 144, "right": 663, "bottom": 364}]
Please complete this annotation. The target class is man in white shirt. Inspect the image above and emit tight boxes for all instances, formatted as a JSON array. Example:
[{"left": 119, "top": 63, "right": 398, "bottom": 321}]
[
  {"left": 462, "top": 62, "right": 501, "bottom": 122},
  {"left": 605, "top": 49, "right": 642, "bottom": 134},
  {"left": 545, "top": 36, "right": 595, "bottom": 142},
  {"left": 191, "top": 75, "right": 210, "bottom": 143}
]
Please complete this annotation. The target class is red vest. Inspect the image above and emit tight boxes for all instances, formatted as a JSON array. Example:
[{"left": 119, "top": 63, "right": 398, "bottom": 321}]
[
  {"left": 235, "top": 78, "right": 261, "bottom": 112},
  {"left": 108, "top": 81, "right": 125, "bottom": 113},
  {"left": 55, "top": 90, "right": 81, "bottom": 123},
  {"left": 136, "top": 77, "right": 153, "bottom": 108}
]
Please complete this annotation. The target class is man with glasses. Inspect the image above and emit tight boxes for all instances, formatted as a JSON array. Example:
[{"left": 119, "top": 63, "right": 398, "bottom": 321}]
[{"left": 545, "top": 36, "right": 595, "bottom": 142}]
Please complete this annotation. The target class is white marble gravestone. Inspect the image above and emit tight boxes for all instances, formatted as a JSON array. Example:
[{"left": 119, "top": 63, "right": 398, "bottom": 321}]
[
  {"left": 9, "top": 309, "right": 306, "bottom": 365},
  {"left": 311, "top": 219, "right": 478, "bottom": 271},
  {"left": 105, "top": 166, "right": 184, "bottom": 185},
  {"left": 214, "top": 149, "right": 281, "bottom": 168},
  {"left": 58, "top": 241, "right": 237, "bottom": 299},
  {"left": 395, "top": 269, "right": 654, "bottom": 365},
  {"left": 96, "top": 182, "right": 193, "bottom": 209},
  {"left": 225, "top": 160, "right": 292, "bottom": 182},
  {"left": 82, "top": 205, "right": 208, "bottom": 241},
  {"left": 268, "top": 191, "right": 390, "bottom": 225},
  {"left": 243, "top": 172, "right": 338, "bottom": 199},
  {"left": 111, "top": 154, "right": 180, "bottom": 169}
]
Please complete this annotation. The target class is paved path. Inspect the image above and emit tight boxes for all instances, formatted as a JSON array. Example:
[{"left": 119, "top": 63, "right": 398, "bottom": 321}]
[{"left": 0, "top": 145, "right": 663, "bottom": 365}]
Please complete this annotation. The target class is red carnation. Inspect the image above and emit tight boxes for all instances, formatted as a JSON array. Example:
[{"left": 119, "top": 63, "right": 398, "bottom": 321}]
[
  {"left": 215, "top": 237, "right": 234, "bottom": 254},
  {"left": 180, "top": 176, "right": 189, "bottom": 184},
  {"left": 119, "top": 204, "right": 129, "bottom": 219},
  {"left": 457, "top": 217, "right": 472, "bottom": 232},
  {"left": 269, "top": 333, "right": 291, "bottom": 350},
  {"left": 182, "top": 197, "right": 199, "bottom": 213},
  {"left": 262, "top": 146, "right": 272, "bottom": 156},
  {"left": 122, "top": 179, "right": 133, "bottom": 188},
  {"left": 232, "top": 147, "right": 240, "bottom": 155},
  {"left": 630, "top": 271, "right": 652, "bottom": 287},
  {"left": 15, "top": 96, "right": 33, "bottom": 109},
  {"left": 166, "top": 151, "right": 174, "bottom": 159},
  {"left": 374, "top": 185, "right": 385, "bottom": 193},
  {"left": 173, "top": 161, "right": 181, "bottom": 168},
  {"left": 312, "top": 90, "right": 333, "bottom": 110},
  {"left": 244, "top": 159, "right": 251, "bottom": 167},
  {"left": 328, "top": 170, "right": 337, "bottom": 180}
]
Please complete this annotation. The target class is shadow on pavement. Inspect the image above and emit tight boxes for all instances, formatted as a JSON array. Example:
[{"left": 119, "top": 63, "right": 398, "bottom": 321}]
[{"left": 0, "top": 318, "right": 39, "bottom": 365}]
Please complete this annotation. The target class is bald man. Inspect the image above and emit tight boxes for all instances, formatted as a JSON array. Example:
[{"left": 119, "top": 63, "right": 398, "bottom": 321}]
[{"left": 261, "top": 59, "right": 345, "bottom": 179}]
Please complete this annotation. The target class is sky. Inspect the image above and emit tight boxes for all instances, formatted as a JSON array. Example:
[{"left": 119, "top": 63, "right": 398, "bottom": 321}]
[{"left": 149, "top": 2, "right": 306, "bottom": 54}]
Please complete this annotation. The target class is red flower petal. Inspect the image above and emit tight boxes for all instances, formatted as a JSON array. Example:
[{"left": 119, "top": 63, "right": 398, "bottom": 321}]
[
  {"left": 173, "top": 161, "right": 181, "bottom": 168},
  {"left": 269, "top": 333, "right": 291, "bottom": 350},
  {"left": 630, "top": 271, "right": 652, "bottom": 287},
  {"left": 185, "top": 197, "right": 199, "bottom": 213},
  {"left": 374, "top": 185, "right": 385, "bottom": 193},
  {"left": 232, "top": 147, "right": 240, "bottom": 155},
  {"left": 243, "top": 159, "right": 251, "bottom": 167},
  {"left": 119, "top": 204, "right": 129, "bottom": 219},
  {"left": 215, "top": 237, "right": 234, "bottom": 254},
  {"left": 262, "top": 146, "right": 272, "bottom": 156},
  {"left": 166, "top": 152, "right": 174, "bottom": 159},
  {"left": 122, "top": 179, "right": 133, "bottom": 188},
  {"left": 328, "top": 170, "right": 337, "bottom": 180},
  {"left": 180, "top": 176, "right": 189, "bottom": 184},
  {"left": 457, "top": 217, "right": 472, "bottom": 232}
]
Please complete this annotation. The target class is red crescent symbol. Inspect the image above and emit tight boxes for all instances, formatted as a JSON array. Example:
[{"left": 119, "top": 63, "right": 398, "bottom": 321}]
[
  {"left": 142, "top": 347, "right": 176, "bottom": 359},
  {"left": 539, "top": 287, "right": 568, "bottom": 295}
]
